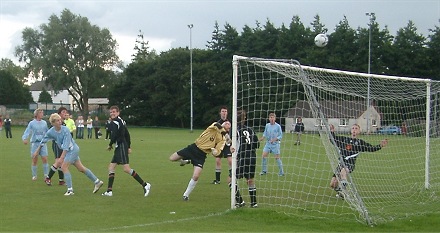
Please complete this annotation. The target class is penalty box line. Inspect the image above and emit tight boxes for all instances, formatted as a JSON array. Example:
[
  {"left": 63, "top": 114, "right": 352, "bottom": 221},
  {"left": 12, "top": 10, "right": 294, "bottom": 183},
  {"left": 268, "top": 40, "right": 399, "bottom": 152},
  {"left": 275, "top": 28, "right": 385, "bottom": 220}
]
[{"left": 83, "top": 209, "right": 231, "bottom": 232}]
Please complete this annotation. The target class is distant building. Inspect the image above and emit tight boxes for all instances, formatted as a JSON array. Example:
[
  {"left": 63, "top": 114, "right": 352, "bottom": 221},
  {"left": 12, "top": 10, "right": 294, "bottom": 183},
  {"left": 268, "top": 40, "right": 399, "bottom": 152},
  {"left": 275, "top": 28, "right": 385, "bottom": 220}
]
[
  {"left": 285, "top": 100, "right": 381, "bottom": 134},
  {"left": 29, "top": 81, "right": 72, "bottom": 108}
]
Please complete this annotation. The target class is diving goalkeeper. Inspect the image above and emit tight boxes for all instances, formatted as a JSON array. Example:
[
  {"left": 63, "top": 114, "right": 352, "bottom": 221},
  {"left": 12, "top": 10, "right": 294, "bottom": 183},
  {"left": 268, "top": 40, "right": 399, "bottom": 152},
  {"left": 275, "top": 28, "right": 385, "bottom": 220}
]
[
  {"left": 169, "top": 121, "right": 231, "bottom": 201},
  {"left": 329, "top": 124, "right": 388, "bottom": 198}
]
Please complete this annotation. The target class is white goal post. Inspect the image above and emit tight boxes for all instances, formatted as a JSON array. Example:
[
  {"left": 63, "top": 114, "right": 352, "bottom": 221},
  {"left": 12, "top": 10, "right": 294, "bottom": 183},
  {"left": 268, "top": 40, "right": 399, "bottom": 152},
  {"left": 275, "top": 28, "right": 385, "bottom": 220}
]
[{"left": 230, "top": 55, "right": 440, "bottom": 225}]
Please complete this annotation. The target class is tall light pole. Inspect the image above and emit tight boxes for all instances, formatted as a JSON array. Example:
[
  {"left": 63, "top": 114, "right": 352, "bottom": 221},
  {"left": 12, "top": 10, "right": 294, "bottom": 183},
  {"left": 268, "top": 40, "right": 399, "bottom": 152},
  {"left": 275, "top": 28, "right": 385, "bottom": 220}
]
[
  {"left": 365, "top": 12, "right": 375, "bottom": 134},
  {"left": 188, "top": 24, "right": 194, "bottom": 132}
]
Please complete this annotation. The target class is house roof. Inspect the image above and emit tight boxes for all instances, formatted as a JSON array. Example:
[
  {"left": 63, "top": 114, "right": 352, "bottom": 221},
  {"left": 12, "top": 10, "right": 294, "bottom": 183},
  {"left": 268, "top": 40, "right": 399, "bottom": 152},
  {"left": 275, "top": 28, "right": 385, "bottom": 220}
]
[
  {"left": 29, "top": 81, "right": 54, "bottom": 91},
  {"left": 287, "top": 100, "right": 367, "bottom": 118}
]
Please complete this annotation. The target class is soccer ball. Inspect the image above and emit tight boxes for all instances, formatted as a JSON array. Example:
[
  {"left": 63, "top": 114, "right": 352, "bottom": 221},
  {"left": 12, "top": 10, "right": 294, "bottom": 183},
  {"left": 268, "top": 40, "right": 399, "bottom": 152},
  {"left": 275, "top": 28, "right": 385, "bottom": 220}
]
[{"left": 314, "top": 34, "right": 328, "bottom": 47}]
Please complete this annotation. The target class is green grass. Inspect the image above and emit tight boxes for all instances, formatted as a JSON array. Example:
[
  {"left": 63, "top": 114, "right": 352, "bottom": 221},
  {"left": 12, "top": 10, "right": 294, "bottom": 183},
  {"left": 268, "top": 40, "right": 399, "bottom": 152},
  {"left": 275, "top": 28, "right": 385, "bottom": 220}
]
[{"left": 1, "top": 127, "right": 439, "bottom": 232}]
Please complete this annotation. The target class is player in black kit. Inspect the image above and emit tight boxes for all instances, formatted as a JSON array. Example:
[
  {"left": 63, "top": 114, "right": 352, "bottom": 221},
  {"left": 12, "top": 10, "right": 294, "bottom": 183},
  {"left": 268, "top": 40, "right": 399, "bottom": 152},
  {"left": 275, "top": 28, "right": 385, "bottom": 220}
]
[{"left": 329, "top": 124, "right": 388, "bottom": 198}]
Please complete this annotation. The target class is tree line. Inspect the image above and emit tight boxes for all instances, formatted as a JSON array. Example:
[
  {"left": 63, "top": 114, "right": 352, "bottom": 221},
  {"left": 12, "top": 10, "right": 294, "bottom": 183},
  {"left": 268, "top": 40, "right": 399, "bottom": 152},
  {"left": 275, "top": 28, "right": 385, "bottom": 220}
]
[{"left": 1, "top": 9, "right": 439, "bottom": 128}]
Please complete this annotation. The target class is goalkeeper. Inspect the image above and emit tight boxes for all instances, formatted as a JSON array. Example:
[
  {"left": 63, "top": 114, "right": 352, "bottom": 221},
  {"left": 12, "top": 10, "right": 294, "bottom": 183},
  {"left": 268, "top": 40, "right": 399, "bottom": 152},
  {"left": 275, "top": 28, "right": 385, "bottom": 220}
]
[
  {"left": 169, "top": 121, "right": 231, "bottom": 201},
  {"left": 329, "top": 124, "right": 388, "bottom": 198}
]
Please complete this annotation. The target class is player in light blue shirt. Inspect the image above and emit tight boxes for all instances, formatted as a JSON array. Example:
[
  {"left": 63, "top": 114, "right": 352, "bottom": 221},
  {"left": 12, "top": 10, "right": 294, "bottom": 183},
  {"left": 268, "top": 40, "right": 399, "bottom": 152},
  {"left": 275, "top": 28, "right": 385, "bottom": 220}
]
[
  {"left": 34, "top": 113, "right": 103, "bottom": 196},
  {"left": 22, "top": 109, "right": 49, "bottom": 181},
  {"left": 259, "top": 112, "right": 284, "bottom": 176}
]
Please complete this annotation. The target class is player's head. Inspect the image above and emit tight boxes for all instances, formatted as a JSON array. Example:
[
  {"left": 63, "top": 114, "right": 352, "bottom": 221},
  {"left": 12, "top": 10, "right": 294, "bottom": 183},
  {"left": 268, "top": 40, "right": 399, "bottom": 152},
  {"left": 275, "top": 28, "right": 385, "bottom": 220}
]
[
  {"left": 268, "top": 113, "right": 276, "bottom": 123},
  {"left": 351, "top": 124, "right": 361, "bottom": 137},
  {"left": 221, "top": 120, "right": 231, "bottom": 132},
  {"left": 57, "top": 107, "right": 68, "bottom": 120},
  {"left": 237, "top": 109, "right": 246, "bottom": 127},
  {"left": 34, "top": 108, "right": 44, "bottom": 118},
  {"left": 297, "top": 117, "right": 302, "bottom": 122},
  {"left": 109, "top": 105, "right": 120, "bottom": 119},
  {"left": 219, "top": 106, "right": 228, "bottom": 121},
  {"left": 49, "top": 113, "right": 62, "bottom": 127}
]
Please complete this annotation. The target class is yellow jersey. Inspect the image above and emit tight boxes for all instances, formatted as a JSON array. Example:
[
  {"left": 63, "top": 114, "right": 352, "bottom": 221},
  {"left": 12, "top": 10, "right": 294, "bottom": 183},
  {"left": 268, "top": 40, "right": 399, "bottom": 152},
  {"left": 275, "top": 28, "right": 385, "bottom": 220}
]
[{"left": 195, "top": 122, "right": 227, "bottom": 154}]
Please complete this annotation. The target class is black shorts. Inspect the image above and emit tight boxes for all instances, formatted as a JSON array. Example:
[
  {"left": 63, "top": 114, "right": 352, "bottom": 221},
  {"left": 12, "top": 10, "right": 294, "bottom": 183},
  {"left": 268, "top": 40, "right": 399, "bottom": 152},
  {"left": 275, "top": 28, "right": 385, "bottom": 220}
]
[
  {"left": 333, "top": 157, "right": 355, "bottom": 177},
  {"left": 52, "top": 141, "right": 63, "bottom": 159},
  {"left": 177, "top": 143, "right": 207, "bottom": 168},
  {"left": 111, "top": 143, "right": 129, "bottom": 165},
  {"left": 220, "top": 145, "right": 232, "bottom": 158},
  {"left": 236, "top": 153, "right": 256, "bottom": 180}
]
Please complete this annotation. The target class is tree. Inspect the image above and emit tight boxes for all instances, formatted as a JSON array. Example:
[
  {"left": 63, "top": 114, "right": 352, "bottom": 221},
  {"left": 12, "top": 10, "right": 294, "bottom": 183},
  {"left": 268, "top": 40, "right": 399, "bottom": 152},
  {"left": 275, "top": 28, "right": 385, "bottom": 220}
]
[
  {"left": 388, "top": 20, "right": 427, "bottom": 77},
  {"left": 38, "top": 88, "right": 53, "bottom": 103},
  {"left": 0, "top": 58, "right": 27, "bottom": 84},
  {"left": 132, "top": 30, "right": 157, "bottom": 63},
  {"left": 15, "top": 8, "right": 119, "bottom": 115},
  {"left": 0, "top": 70, "right": 33, "bottom": 105},
  {"left": 426, "top": 25, "right": 440, "bottom": 80}
]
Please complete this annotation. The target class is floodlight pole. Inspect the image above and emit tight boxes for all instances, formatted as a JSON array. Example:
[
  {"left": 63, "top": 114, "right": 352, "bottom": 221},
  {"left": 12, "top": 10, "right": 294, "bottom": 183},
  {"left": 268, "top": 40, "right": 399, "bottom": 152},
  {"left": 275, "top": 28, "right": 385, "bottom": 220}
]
[
  {"left": 366, "top": 12, "right": 375, "bottom": 134},
  {"left": 188, "top": 24, "right": 194, "bottom": 133}
]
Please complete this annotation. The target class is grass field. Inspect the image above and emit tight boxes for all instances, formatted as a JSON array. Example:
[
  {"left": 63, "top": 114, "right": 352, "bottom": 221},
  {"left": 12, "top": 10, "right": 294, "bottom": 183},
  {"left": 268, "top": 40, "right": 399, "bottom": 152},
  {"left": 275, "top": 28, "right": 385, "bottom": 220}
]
[{"left": 1, "top": 126, "right": 439, "bottom": 232}]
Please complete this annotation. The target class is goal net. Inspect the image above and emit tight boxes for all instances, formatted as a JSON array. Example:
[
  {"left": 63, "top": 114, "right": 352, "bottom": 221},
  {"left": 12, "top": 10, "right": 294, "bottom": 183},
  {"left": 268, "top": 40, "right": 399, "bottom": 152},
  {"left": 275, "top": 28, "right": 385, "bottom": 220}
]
[{"left": 230, "top": 55, "right": 440, "bottom": 225}]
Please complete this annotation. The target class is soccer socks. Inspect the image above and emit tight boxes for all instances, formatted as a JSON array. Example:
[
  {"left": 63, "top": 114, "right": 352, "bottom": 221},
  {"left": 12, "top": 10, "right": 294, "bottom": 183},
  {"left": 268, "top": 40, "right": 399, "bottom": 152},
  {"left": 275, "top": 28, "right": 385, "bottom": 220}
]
[
  {"left": 32, "top": 165, "right": 37, "bottom": 177},
  {"left": 261, "top": 157, "right": 268, "bottom": 173},
  {"left": 106, "top": 172, "right": 115, "bottom": 191},
  {"left": 249, "top": 185, "right": 257, "bottom": 205},
  {"left": 64, "top": 172, "right": 72, "bottom": 189},
  {"left": 84, "top": 169, "right": 98, "bottom": 183},
  {"left": 58, "top": 168, "right": 64, "bottom": 181},
  {"left": 276, "top": 158, "right": 284, "bottom": 175},
  {"left": 130, "top": 169, "right": 146, "bottom": 185},
  {"left": 215, "top": 169, "right": 221, "bottom": 182},
  {"left": 43, "top": 163, "right": 49, "bottom": 177},
  {"left": 183, "top": 178, "right": 198, "bottom": 197},
  {"left": 47, "top": 165, "right": 57, "bottom": 179},
  {"left": 229, "top": 183, "right": 243, "bottom": 204}
]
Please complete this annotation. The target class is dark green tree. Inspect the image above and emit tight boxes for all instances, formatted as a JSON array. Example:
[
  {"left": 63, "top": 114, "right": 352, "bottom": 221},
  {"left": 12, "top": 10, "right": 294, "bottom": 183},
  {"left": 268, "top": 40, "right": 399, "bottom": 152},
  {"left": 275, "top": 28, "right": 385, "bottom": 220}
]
[
  {"left": 388, "top": 20, "right": 427, "bottom": 77},
  {"left": 132, "top": 30, "right": 157, "bottom": 63},
  {"left": 0, "top": 70, "right": 33, "bottom": 105},
  {"left": 0, "top": 58, "right": 27, "bottom": 84},
  {"left": 275, "top": 16, "right": 312, "bottom": 60},
  {"left": 426, "top": 25, "right": 440, "bottom": 80},
  {"left": 38, "top": 88, "right": 53, "bottom": 103},
  {"left": 15, "top": 8, "right": 119, "bottom": 116},
  {"left": 324, "top": 16, "right": 358, "bottom": 70}
]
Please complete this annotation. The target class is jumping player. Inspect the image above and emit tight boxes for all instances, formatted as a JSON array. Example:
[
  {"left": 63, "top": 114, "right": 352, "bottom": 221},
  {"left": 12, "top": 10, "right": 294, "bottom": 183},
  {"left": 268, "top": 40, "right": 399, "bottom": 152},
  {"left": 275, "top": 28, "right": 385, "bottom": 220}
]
[{"left": 329, "top": 124, "right": 388, "bottom": 198}]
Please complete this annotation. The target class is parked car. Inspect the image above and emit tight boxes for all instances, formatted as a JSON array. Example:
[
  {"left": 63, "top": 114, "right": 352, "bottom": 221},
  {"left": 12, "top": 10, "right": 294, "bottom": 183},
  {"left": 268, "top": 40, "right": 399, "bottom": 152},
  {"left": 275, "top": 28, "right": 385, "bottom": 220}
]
[{"left": 377, "top": 126, "right": 401, "bottom": 135}]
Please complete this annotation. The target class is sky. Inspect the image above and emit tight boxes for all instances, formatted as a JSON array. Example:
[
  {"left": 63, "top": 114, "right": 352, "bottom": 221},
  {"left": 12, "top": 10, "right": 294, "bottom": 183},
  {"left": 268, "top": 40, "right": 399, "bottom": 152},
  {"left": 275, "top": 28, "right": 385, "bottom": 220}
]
[{"left": 1, "top": 0, "right": 439, "bottom": 65}]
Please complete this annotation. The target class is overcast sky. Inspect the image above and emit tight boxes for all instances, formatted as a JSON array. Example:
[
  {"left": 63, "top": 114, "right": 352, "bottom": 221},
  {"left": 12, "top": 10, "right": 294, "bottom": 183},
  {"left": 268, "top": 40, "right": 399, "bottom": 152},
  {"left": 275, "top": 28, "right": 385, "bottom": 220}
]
[{"left": 1, "top": 0, "right": 439, "bottom": 65}]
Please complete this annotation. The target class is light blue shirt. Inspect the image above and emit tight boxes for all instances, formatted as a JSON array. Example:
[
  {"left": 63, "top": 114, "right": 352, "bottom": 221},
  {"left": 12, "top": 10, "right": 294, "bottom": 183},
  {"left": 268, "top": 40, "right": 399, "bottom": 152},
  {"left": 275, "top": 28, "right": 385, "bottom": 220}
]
[
  {"left": 40, "top": 126, "right": 77, "bottom": 152},
  {"left": 22, "top": 119, "right": 48, "bottom": 143},
  {"left": 263, "top": 122, "right": 283, "bottom": 144}
]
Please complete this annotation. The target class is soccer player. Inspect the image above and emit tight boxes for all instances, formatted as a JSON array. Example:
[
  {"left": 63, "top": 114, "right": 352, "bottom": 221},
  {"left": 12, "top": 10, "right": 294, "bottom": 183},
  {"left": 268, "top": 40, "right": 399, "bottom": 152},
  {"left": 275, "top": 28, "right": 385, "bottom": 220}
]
[
  {"left": 234, "top": 109, "right": 260, "bottom": 208},
  {"left": 33, "top": 113, "right": 104, "bottom": 196},
  {"left": 4, "top": 114, "right": 12, "bottom": 138},
  {"left": 102, "top": 106, "right": 151, "bottom": 197},
  {"left": 64, "top": 114, "right": 76, "bottom": 138},
  {"left": 329, "top": 124, "right": 388, "bottom": 198},
  {"left": 259, "top": 112, "right": 284, "bottom": 176},
  {"left": 170, "top": 121, "right": 230, "bottom": 201},
  {"left": 211, "top": 106, "right": 232, "bottom": 185},
  {"left": 293, "top": 117, "right": 305, "bottom": 145},
  {"left": 22, "top": 109, "right": 49, "bottom": 181},
  {"left": 46, "top": 107, "right": 68, "bottom": 186}
]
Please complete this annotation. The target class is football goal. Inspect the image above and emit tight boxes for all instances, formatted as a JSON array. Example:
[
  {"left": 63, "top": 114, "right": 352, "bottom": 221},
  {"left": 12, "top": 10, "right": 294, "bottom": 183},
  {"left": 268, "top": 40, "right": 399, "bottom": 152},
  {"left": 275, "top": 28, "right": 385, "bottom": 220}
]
[{"left": 230, "top": 55, "right": 440, "bottom": 225}]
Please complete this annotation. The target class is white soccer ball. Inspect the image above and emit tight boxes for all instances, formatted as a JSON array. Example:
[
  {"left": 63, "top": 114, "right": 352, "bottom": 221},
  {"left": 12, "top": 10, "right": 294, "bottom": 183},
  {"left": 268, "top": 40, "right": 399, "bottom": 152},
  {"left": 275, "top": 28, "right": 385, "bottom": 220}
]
[{"left": 314, "top": 34, "right": 328, "bottom": 47}]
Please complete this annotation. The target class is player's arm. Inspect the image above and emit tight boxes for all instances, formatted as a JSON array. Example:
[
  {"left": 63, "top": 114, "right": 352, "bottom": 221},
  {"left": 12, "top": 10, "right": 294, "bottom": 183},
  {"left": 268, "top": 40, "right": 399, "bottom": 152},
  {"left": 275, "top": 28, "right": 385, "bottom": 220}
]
[
  {"left": 22, "top": 122, "right": 32, "bottom": 144},
  {"left": 361, "top": 139, "right": 388, "bottom": 152},
  {"left": 108, "top": 122, "right": 117, "bottom": 150},
  {"left": 126, "top": 127, "right": 132, "bottom": 154}
]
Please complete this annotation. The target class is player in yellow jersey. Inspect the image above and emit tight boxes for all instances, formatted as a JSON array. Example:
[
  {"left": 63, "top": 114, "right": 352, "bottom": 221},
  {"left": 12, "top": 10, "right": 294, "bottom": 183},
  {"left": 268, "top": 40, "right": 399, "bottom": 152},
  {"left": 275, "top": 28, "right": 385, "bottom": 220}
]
[{"left": 169, "top": 121, "right": 231, "bottom": 201}]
